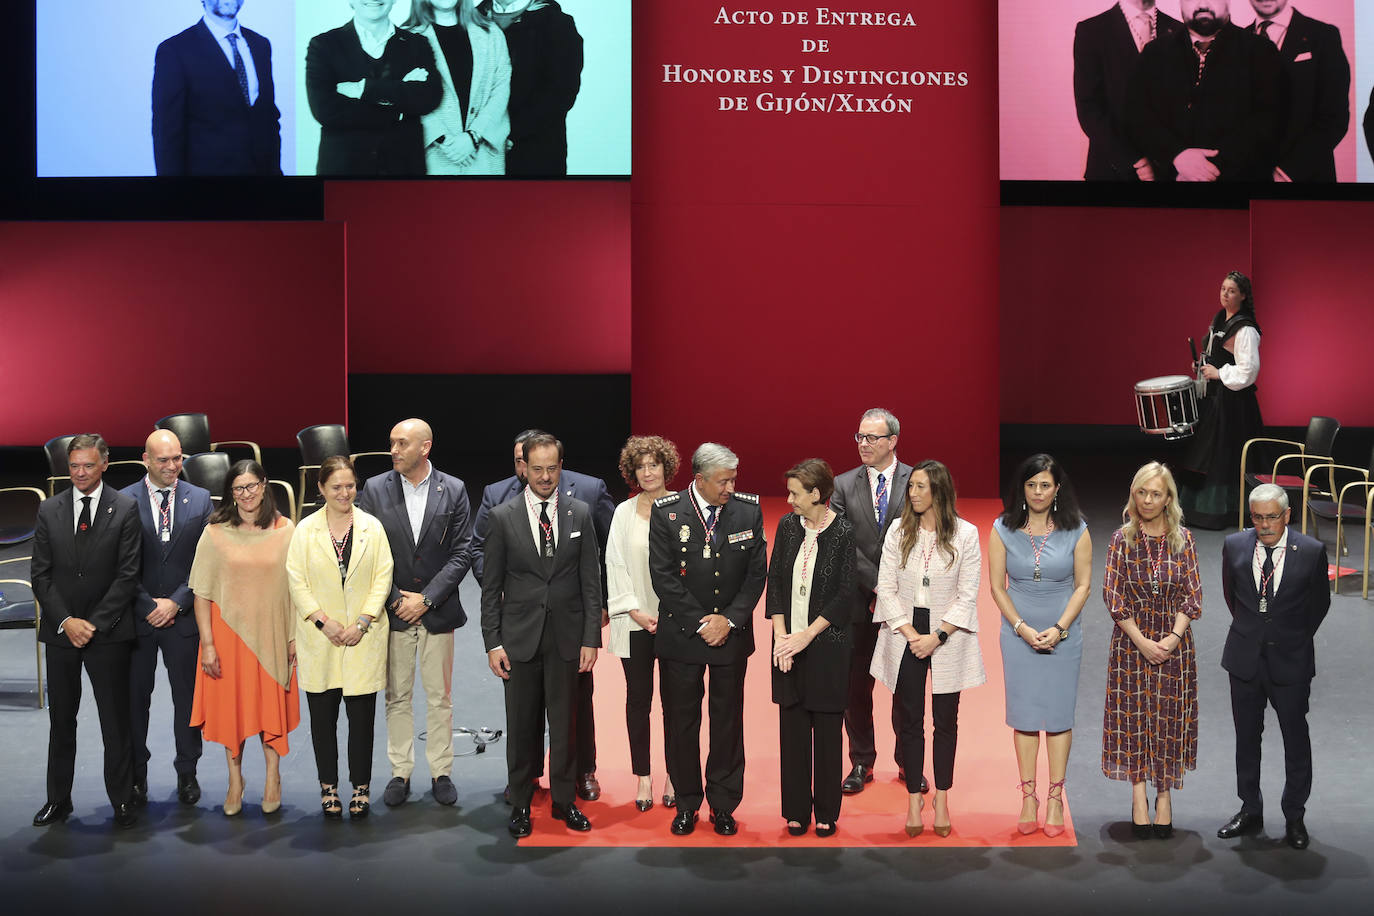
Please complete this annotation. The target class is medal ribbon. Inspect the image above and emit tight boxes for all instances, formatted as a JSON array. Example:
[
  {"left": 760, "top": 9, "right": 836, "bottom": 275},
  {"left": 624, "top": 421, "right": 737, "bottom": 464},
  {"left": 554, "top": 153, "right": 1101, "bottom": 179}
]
[
  {"left": 1024, "top": 519, "right": 1054, "bottom": 572},
  {"left": 145, "top": 476, "right": 176, "bottom": 537}
]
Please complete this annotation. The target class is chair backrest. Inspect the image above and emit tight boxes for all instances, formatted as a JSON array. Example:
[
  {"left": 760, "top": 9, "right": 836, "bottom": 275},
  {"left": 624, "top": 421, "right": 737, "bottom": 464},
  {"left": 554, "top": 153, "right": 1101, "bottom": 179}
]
[
  {"left": 0, "top": 487, "right": 45, "bottom": 546},
  {"left": 297, "top": 424, "right": 350, "bottom": 467},
  {"left": 43, "top": 435, "right": 77, "bottom": 477},
  {"left": 183, "top": 452, "right": 232, "bottom": 499},
  {"left": 1304, "top": 416, "right": 1340, "bottom": 459},
  {"left": 156, "top": 413, "right": 212, "bottom": 456}
]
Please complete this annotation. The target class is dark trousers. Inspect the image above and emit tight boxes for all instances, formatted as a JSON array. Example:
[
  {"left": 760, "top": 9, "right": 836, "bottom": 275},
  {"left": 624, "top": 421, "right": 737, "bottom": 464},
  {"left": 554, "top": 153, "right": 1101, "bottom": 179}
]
[
  {"left": 845, "top": 600, "right": 905, "bottom": 770},
  {"left": 129, "top": 626, "right": 202, "bottom": 782},
  {"left": 660, "top": 657, "right": 747, "bottom": 815},
  {"left": 621, "top": 629, "right": 660, "bottom": 776},
  {"left": 506, "top": 618, "right": 579, "bottom": 808},
  {"left": 305, "top": 689, "right": 377, "bottom": 787},
  {"left": 534, "top": 669, "right": 596, "bottom": 780},
  {"left": 779, "top": 704, "right": 844, "bottom": 825},
  {"left": 895, "top": 649, "right": 960, "bottom": 792},
  {"left": 1229, "top": 666, "right": 1313, "bottom": 821},
  {"left": 45, "top": 640, "right": 134, "bottom": 805}
]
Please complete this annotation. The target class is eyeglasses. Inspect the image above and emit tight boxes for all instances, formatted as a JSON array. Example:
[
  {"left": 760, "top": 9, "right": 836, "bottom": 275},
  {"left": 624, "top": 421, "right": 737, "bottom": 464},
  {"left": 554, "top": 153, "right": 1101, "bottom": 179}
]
[
  {"left": 1250, "top": 512, "right": 1285, "bottom": 523},
  {"left": 231, "top": 481, "right": 265, "bottom": 495},
  {"left": 854, "top": 433, "right": 893, "bottom": 445}
]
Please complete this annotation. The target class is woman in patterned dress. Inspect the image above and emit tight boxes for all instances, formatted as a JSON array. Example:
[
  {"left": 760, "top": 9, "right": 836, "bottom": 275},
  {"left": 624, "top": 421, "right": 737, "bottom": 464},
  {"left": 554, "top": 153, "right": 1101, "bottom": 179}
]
[{"left": 1101, "top": 462, "right": 1202, "bottom": 839}]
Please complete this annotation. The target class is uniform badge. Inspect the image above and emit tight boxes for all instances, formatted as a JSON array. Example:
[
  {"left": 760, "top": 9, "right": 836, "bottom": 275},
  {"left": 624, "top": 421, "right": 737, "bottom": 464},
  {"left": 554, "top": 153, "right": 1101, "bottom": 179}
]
[
  {"left": 679, "top": 525, "right": 691, "bottom": 542},
  {"left": 668, "top": 512, "right": 677, "bottom": 521}
]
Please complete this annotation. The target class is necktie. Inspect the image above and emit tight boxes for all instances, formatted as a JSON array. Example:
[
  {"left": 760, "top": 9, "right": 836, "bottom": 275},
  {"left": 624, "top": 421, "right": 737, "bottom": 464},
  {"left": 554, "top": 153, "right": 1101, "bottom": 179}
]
[
  {"left": 1260, "top": 546, "right": 1274, "bottom": 612},
  {"left": 1258, "top": 20, "right": 1275, "bottom": 44},
  {"left": 1193, "top": 39, "right": 1213, "bottom": 85},
  {"left": 158, "top": 489, "right": 171, "bottom": 540},
  {"left": 77, "top": 496, "right": 92, "bottom": 535},
  {"left": 228, "top": 33, "right": 251, "bottom": 105},
  {"left": 539, "top": 501, "right": 555, "bottom": 557},
  {"left": 875, "top": 473, "right": 889, "bottom": 524},
  {"left": 706, "top": 505, "right": 718, "bottom": 545}
]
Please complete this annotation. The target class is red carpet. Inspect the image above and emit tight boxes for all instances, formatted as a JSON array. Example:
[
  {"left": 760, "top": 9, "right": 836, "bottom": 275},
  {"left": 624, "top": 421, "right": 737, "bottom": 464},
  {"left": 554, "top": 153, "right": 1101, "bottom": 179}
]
[{"left": 522, "top": 497, "right": 1077, "bottom": 847}]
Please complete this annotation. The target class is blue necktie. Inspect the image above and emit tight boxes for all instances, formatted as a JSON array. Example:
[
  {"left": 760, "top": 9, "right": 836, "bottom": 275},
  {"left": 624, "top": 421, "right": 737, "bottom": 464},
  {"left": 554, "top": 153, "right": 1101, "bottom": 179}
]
[
  {"left": 228, "top": 33, "right": 250, "bottom": 105},
  {"left": 706, "top": 505, "right": 718, "bottom": 545},
  {"left": 875, "top": 473, "right": 888, "bottom": 524}
]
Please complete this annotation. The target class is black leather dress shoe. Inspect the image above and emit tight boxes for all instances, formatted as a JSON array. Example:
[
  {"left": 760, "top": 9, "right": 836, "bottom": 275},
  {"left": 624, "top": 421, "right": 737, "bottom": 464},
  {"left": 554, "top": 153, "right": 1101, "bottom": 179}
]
[
  {"left": 1216, "top": 811, "right": 1264, "bottom": 839},
  {"left": 131, "top": 782, "right": 148, "bottom": 808},
  {"left": 552, "top": 802, "right": 592, "bottom": 832},
  {"left": 670, "top": 809, "right": 699, "bottom": 835},
  {"left": 576, "top": 772, "right": 601, "bottom": 801},
  {"left": 176, "top": 774, "right": 201, "bottom": 806},
  {"left": 113, "top": 803, "right": 138, "bottom": 829},
  {"left": 1285, "top": 819, "right": 1310, "bottom": 850},
  {"left": 33, "top": 800, "right": 73, "bottom": 827},
  {"left": 508, "top": 806, "right": 532, "bottom": 838},
  {"left": 710, "top": 809, "right": 738, "bottom": 836},
  {"left": 841, "top": 765, "right": 873, "bottom": 795}
]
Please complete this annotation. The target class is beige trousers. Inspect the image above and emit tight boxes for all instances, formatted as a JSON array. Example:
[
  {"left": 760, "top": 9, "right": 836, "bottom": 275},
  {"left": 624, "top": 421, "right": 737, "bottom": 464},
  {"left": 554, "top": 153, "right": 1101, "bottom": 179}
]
[{"left": 386, "top": 624, "right": 455, "bottom": 779}]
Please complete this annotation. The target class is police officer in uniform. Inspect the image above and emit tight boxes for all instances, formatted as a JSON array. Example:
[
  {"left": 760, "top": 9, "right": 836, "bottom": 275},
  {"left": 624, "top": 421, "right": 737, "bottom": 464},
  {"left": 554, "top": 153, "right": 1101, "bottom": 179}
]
[{"left": 649, "top": 443, "right": 767, "bottom": 836}]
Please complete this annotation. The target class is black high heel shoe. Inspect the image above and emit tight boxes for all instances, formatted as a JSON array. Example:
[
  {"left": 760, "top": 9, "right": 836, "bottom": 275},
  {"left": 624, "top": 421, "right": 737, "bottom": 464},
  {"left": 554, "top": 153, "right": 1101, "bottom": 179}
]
[
  {"left": 321, "top": 784, "right": 342, "bottom": 819},
  {"left": 1152, "top": 796, "right": 1173, "bottom": 839},
  {"left": 350, "top": 785, "right": 371, "bottom": 819}
]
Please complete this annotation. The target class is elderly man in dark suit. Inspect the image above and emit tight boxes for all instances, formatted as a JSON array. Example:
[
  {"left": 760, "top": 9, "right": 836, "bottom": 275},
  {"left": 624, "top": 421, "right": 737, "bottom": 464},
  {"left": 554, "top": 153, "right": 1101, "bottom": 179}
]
[
  {"left": 1217, "top": 483, "right": 1330, "bottom": 849},
  {"left": 481, "top": 433, "right": 601, "bottom": 837},
  {"left": 152, "top": 0, "right": 281, "bottom": 175},
  {"left": 1247, "top": 0, "right": 1349, "bottom": 182},
  {"left": 356, "top": 418, "right": 473, "bottom": 809},
  {"left": 31, "top": 434, "right": 142, "bottom": 829},
  {"left": 1074, "top": 1, "right": 1182, "bottom": 180},
  {"left": 649, "top": 442, "right": 767, "bottom": 836},
  {"left": 1126, "top": 0, "right": 1287, "bottom": 181},
  {"left": 831, "top": 408, "right": 923, "bottom": 795},
  {"left": 119, "top": 430, "right": 212, "bottom": 808},
  {"left": 472, "top": 427, "right": 615, "bottom": 801}
]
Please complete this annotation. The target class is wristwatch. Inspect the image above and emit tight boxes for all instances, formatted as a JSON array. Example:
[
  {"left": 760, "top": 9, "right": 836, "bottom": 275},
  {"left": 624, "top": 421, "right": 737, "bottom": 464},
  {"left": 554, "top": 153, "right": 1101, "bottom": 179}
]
[
  {"left": 421, "top": 594, "right": 434, "bottom": 609},
  {"left": 1055, "top": 624, "right": 1070, "bottom": 640},
  {"left": 356, "top": 616, "right": 371, "bottom": 633},
  {"left": 313, "top": 617, "right": 325, "bottom": 630},
  {"left": 936, "top": 629, "right": 949, "bottom": 644}
]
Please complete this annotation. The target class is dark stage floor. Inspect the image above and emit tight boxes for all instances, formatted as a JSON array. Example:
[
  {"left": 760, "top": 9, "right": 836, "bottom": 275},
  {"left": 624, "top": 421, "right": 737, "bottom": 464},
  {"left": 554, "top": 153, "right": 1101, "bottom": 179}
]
[{"left": 1, "top": 442, "right": 1371, "bottom": 915}]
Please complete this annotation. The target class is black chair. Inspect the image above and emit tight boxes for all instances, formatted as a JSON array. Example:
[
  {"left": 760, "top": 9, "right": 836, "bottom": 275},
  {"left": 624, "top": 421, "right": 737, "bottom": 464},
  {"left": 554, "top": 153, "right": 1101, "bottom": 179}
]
[
  {"left": 43, "top": 434, "right": 77, "bottom": 496},
  {"left": 1238, "top": 416, "right": 1340, "bottom": 530},
  {"left": 296, "top": 425, "right": 389, "bottom": 517},
  {"left": 183, "top": 452, "right": 232, "bottom": 501},
  {"left": 156, "top": 412, "right": 262, "bottom": 466},
  {"left": 0, "top": 556, "right": 44, "bottom": 708},
  {"left": 0, "top": 487, "right": 45, "bottom": 546},
  {"left": 1302, "top": 447, "right": 1374, "bottom": 597}
]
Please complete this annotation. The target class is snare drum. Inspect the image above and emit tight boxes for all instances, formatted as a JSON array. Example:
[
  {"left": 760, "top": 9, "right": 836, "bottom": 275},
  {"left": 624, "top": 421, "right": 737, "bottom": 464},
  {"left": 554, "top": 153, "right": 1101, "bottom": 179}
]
[{"left": 1134, "top": 375, "right": 1198, "bottom": 439}]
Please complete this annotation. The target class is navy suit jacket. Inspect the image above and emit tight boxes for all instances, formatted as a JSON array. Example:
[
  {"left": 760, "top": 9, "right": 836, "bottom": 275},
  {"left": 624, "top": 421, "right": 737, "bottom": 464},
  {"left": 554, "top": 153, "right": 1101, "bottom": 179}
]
[
  {"left": 118, "top": 478, "right": 213, "bottom": 639},
  {"left": 830, "top": 460, "right": 912, "bottom": 596},
  {"left": 356, "top": 466, "right": 473, "bottom": 633},
  {"left": 1220, "top": 528, "right": 1330, "bottom": 685},
  {"left": 31, "top": 486, "right": 142, "bottom": 646},
  {"left": 152, "top": 20, "right": 282, "bottom": 176},
  {"left": 470, "top": 469, "right": 614, "bottom": 585}
]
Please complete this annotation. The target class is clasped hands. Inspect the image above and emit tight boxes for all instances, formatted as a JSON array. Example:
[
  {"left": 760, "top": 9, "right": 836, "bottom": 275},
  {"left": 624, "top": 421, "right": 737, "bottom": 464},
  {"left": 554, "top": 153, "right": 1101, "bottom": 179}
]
[
  {"left": 772, "top": 629, "right": 814, "bottom": 673},
  {"left": 697, "top": 614, "right": 731, "bottom": 647},
  {"left": 1018, "top": 623, "right": 1063, "bottom": 652},
  {"left": 315, "top": 614, "right": 363, "bottom": 647}
]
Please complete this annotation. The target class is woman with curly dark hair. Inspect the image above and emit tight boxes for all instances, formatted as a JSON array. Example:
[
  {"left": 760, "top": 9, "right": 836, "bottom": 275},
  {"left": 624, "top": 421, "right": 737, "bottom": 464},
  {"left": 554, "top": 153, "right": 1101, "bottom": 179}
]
[{"left": 605, "top": 434, "right": 680, "bottom": 811}]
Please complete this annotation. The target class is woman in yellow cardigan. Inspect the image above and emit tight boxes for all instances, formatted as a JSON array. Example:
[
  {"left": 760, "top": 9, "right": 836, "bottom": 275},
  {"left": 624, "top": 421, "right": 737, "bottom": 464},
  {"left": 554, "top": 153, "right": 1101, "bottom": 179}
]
[{"left": 287, "top": 456, "right": 393, "bottom": 818}]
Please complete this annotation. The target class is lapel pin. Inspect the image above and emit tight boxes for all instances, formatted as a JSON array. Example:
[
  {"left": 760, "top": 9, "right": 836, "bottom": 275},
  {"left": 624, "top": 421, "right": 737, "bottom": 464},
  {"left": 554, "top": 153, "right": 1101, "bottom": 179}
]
[
  {"left": 107, "top": 506, "right": 113, "bottom": 514},
  {"left": 437, "top": 485, "right": 443, "bottom": 492}
]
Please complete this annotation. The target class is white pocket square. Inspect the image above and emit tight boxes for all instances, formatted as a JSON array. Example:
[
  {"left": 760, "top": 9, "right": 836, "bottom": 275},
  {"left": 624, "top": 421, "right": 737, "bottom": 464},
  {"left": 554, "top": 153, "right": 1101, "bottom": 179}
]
[
  {"left": 570, "top": 530, "right": 582, "bottom": 538},
  {"left": 1294, "top": 51, "right": 1313, "bottom": 62}
]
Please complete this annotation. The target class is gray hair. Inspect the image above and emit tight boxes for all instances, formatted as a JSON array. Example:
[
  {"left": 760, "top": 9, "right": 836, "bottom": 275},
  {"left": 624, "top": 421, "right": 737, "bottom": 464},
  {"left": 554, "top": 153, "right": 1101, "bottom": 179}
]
[
  {"left": 1248, "top": 483, "right": 1289, "bottom": 512},
  {"left": 861, "top": 407, "right": 900, "bottom": 438},
  {"left": 692, "top": 442, "right": 739, "bottom": 476},
  {"left": 68, "top": 433, "right": 109, "bottom": 461}
]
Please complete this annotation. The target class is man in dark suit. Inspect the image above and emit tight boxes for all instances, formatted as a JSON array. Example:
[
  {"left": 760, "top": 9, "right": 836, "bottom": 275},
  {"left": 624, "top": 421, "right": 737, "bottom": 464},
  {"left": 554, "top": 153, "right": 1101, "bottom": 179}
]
[
  {"left": 1217, "top": 484, "right": 1330, "bottom": 849},
  {"left": 1126, "top": 0, "right": 1287, "bottom": 181},
  {"left": 472, "top": 428, "right": 615, "bottom": 801},
  {"left": 31, "top": 435, "right": 142, "bottom": 829},
  {"left": 831, "top": 408, "right": 921, "bottom": 796},
  {"left": 119, "top": 430, "right": 212, "bottom": 808},
  {"left": 649, "top": 443, "right": 767, "bottom": 836},
  {"left": 305, "top": 0, "right": 442, "bottom": 176},
  {"left": 1247, "top": 1, "right": 1349, "bottom": 182},
  {"left": 356, "top": 419, "right": 473, "bottom": 809},
  {"left": 152, "top": 0, "right": 282, "bottom": 176},
  {"left": 481, "top": 433, "right": 601, "bottom": 837},
  {"left": 1074, "top": 1, "right": 1182, "bottom": 180}
]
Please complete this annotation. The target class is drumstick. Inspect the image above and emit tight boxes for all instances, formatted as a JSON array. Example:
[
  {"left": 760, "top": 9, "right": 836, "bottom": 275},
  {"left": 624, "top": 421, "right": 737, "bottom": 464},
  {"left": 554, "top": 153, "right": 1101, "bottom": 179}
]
[{"left": 1188, "top": 336, "right": 1199, "bottom": 365}]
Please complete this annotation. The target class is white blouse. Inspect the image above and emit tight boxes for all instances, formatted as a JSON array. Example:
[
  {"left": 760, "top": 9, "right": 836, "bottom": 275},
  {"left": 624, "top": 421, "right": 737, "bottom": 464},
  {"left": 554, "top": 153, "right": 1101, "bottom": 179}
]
[
  {"left": 871, "top": 517, "right": 986, "bottom": 695},
  {"left": 605, "top": 496, "right": 658, "bottom": 658}
]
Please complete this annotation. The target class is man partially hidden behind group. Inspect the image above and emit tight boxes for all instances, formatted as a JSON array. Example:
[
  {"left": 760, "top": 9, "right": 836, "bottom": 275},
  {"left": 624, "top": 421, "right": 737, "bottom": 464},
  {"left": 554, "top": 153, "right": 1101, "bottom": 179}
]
[{"left": 153, "top": 0, "right": 281, "bottom": 176}]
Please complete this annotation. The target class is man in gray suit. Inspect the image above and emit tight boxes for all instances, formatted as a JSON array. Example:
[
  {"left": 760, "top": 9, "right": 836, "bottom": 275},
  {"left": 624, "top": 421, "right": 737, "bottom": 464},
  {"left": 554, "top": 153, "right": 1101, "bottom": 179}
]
[
  {"left": 831, "top": 408, "right": 923, "bottom": 795},
  {"left": 481, "top": 432, "right": 602, "bottom": 837},
  {"left": 356, "top": 419, "right": 473, "bottom": 809}
]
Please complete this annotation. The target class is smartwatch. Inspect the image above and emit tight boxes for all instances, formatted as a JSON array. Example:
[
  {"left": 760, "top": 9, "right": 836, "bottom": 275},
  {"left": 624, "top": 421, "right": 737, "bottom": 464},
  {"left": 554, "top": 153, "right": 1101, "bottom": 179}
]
[{"left": 936, "top": 629, "right": 949, "bottom": 644}]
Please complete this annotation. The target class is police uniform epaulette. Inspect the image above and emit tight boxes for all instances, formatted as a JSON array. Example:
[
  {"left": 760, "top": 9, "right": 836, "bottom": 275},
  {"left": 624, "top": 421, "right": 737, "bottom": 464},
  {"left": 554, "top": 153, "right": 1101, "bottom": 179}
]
[
  {"left": 732, "top": 492, "right": 760, "bottom": 504},
  {"left": 654, "top": 493, "right": 682, "bottom": 507}
]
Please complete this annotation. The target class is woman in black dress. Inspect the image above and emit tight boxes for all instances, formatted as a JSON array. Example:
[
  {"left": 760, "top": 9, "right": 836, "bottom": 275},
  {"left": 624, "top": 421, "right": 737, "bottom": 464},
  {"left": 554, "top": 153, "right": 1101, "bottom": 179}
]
[{"left": 767, "top": 459, "right": 857, "bottom": 838}]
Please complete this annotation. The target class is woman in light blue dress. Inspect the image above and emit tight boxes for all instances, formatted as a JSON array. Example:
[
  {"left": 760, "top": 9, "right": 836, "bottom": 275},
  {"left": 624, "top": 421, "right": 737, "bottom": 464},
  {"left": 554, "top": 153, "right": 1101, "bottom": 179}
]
[{"left": 989, "top": 454, "right": 1092, "bottom": 838}]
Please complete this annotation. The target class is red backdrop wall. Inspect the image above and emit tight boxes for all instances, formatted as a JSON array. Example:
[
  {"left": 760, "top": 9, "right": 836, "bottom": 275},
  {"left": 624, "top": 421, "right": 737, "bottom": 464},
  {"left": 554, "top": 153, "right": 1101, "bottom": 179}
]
[
  {"left": 631, "top": 1, "right": 1001, "bottom": 496},
  {"left": 999, "top": 206, "right": 1252, "bottom": 425},
  {"left": 325, "top": 181, "right": 631, "bottom": 375},
  {"left": 0, "top": 221, "right": 346, "bottom": 448}
]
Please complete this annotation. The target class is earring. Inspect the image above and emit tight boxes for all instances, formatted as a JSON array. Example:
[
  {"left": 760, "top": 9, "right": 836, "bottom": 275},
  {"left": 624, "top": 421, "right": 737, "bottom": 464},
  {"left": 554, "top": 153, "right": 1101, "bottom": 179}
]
[
  {"left": 1053, "top": 496, "right": 1058, "bottom": 512},
  {"left": 1022, "top": 500, "right": 1026, "bottom": 511}
]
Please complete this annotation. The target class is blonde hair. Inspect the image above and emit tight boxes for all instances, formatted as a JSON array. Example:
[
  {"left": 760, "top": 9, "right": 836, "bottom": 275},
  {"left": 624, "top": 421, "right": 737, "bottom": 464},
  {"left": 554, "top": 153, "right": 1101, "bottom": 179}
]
[{"left": 1120, "top": 461, "right": 1185, "bottom": 554}]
